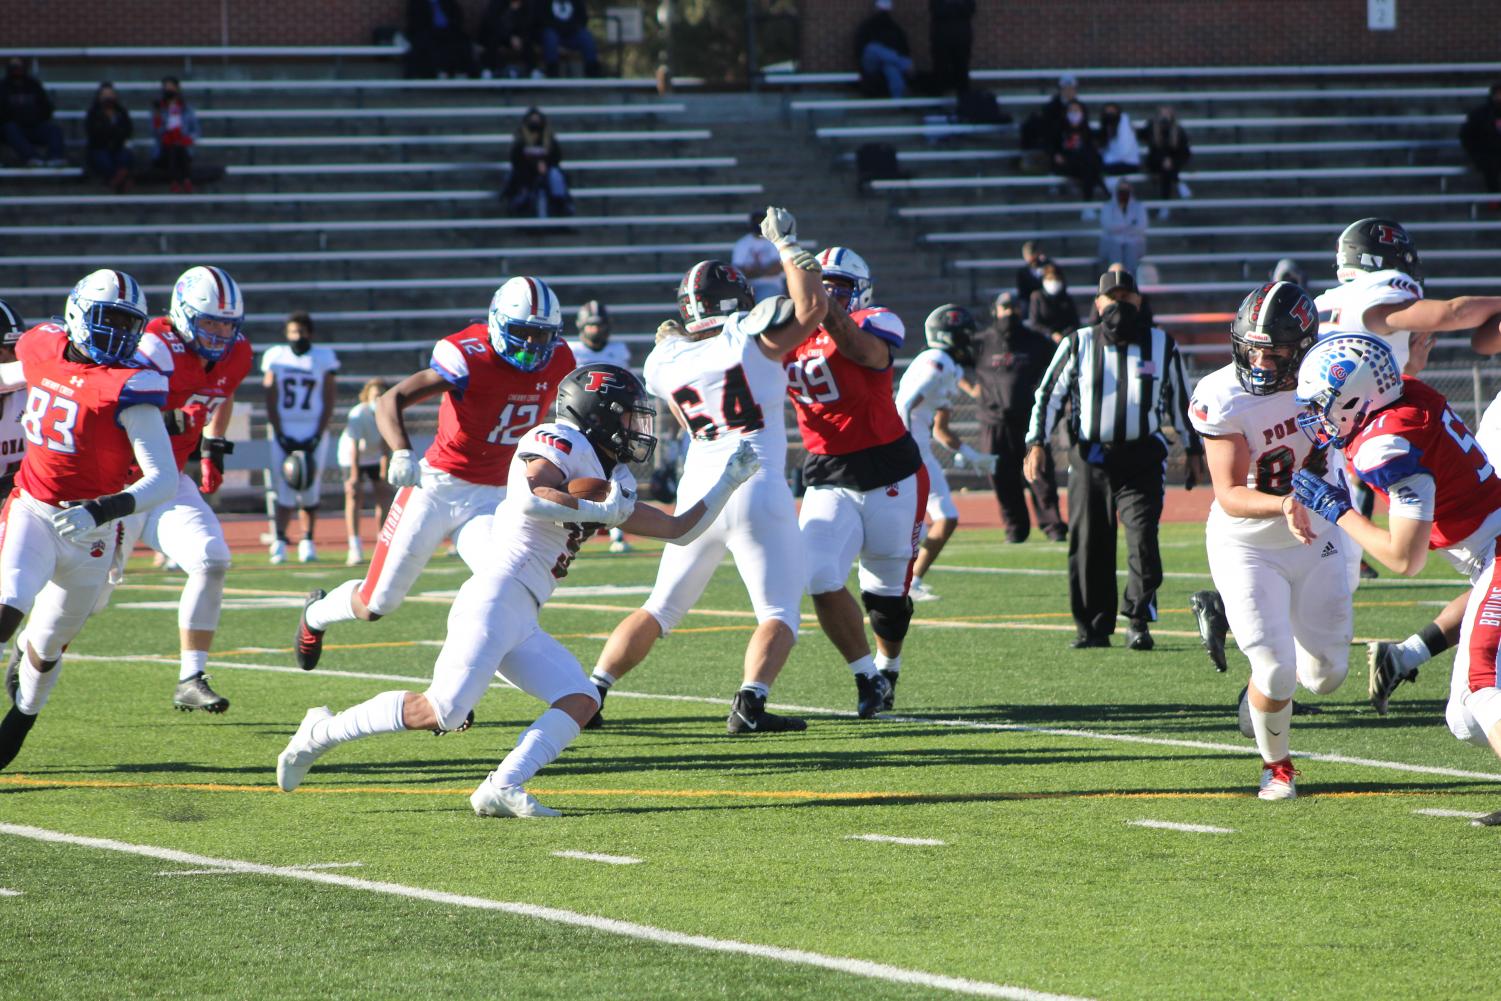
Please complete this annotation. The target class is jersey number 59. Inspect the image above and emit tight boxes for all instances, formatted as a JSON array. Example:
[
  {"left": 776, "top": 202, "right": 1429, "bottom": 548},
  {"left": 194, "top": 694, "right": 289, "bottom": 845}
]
[{"left": 20, "top": 387, "right": 79, "bottom": 455}]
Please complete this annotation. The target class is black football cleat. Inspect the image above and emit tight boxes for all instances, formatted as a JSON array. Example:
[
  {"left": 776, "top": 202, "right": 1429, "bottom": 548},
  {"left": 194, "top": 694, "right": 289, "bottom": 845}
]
[
  {"left": 1291, "top": 699, "right": 1323, "bottom": 717},
  {"left": 879, "top": 668, "right": 898, "bottom": 711},
  {"left": 1189, "top": 590, "right": 1230, "bottom": 672},
  {"left": 726, "top": 689, "right": 806, "bottom": 735},
  {"left": 173, "top": 673, "right": 229, "bottom": 713},
  {"left": 1471, "top": 810, "right": 1501, "bottom": 827},
  {"left": 584, "top": 684, "right": 608, "bottom": 730},
  {"left": 294, "top": 589, "right": 327, "bottom": 671},
  {"left": 0, "top": 704, "right": 37, "bottom": 771},
  {"left": 1367, "top": 641, "right": 1417, "bottom": 716},
  {"left": 433, "top": 709, "right": 474, "bottom": 736},
  {"left": 3, "top": 643, "right": 18, "bottom": 704},
  {"left": 1359, "top": 559, "right": 1379, "bottom": 580},
  {"left": 854, "top": 671, "right": 890, "bottom": 718}
]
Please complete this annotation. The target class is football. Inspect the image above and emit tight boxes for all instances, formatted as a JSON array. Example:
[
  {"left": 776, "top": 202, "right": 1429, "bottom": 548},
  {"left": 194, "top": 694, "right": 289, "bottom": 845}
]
[{"left": 566, "top": 477, "right": 612, "bottom": 502}]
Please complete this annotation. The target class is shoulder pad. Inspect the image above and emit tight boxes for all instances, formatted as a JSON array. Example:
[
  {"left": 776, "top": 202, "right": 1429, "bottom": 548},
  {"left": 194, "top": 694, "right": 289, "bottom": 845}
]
[{"left": 740, "top": 295, "right": 797, "bottom": 336}]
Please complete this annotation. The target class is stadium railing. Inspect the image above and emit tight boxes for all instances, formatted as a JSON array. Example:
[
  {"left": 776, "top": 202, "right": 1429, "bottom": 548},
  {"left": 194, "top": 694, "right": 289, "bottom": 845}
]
[
  {"left": 898, "top": 191, "right": 1498, "bottom": 221},
  {"left": 50, "top": 103, "right": 689, "bottom": 123},
  {"left": 870, "top": 165, "right": 1470, "bottom": 193},
  {"left": 813, "top": 115, "right": 1464, "bottom": 140},
  {"left": 0, "top": 156, "right": 738, "bottom": 180},
  {"left": 0, "top": 187, "right": 761, "bottom": 208},
  {"left": 919, "top": 219, "right": 1501, "bottom": 245},
  {"left": 760, "top": 62, "right": 1501, "bottom": 88}
]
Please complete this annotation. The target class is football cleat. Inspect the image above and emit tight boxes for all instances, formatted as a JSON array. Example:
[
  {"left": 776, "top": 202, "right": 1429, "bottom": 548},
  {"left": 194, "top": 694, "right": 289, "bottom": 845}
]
[
  {"left": 584, "top": 684, "right": 608, "bottom": 730},
  {"left": 433, "top": 710, "right": 474, "bottom": 736},
  {"left": 1359, "top": 560, "right": 1379, "bottom": 581},
  {"left": 607, "top": 538, "right": 633, "bottom": 554},
  {"left": 3, "top": 643, "right": 19, "bottom": 704},
  {"left": 909, "top": 579, "right": 940, "bottom": 602},
  {"left": 1236, "top": 685, "right": 1255, "bottom": 739},
  {"left": 1258, "top": 758, "right": 1299, "bottom": 801},
  {"left": 854, "top": 672, "right": 890, "bottom": 719},
  {"left": 1292, "top": 699, "right": 1323, "bottom": 717},
  {"left": 879, "top": 669, "right": 899, "bottom": 711},
  {"left": 345, "top": 544, "right": 363, "bottom": 566},
  {"left": 1189, "top": 590, "right": 1229, "bottom": 671},
  {"left": 294, "top": 589, "right": 326, "bottom": 671},
  {"left": 0, "top": 705, "right": 38, "bottom": 771},
  {"left": 269, "top": 539, "right": 287, "bottom": 565},
  {"left": 470, "top": 778, "right": 560, "bottom": 818},
  {"left": 726, "top": 689, "right": 806, "bottom": 735},
  {"left": 1368, "top": 641, "right": 1416, "bottom": 716},
  {"left": 173, "top": 673, "right": 229, "bottom": 713},
  {"left": 276, "top": 706, "right": 332, "bottom": 792},
  {"left": 297, "top": 539, "right": 317, "bottom": 564},
  {"left": 1471, "top": 810, "right": 1501, "bottom": 828}
]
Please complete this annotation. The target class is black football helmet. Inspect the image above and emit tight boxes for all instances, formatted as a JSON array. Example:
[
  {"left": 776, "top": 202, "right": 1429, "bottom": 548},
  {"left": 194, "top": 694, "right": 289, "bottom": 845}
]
[
  {"left": 576, "top": 299, "right": 610, "bottom": 350},
  {"left": 0, "top": 299, "right": 25, "bottom": 350},
  {"left": 1230, "top": 281, "right": 1319, "bottom": 396},
  {"left": 924, "top": 303, "right": 976, "bottom": 366},
  {"left": 677, "top": 260, "right": 754, "bottom": 335},
  {"left": 555, "top": 363, "right": 657, "bottom": 464},
  {"left": 1336, "top": 217, "right": 1422, "bottom": 282}
]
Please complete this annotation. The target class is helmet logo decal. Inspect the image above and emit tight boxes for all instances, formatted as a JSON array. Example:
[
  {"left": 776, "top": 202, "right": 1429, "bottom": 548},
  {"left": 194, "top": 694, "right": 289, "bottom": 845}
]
[
  {"left": 1288, "top": 296, "right": 1315, "bottom": 331},
  {"left": 583, "top": 369, "right": 621, "bottom": 393},
  {"left": 1375, "top": 224, "right": 1404, "bottom": 245},
  {"left": 1328, "top": 362, "right": 1350, "bottom": 385}
]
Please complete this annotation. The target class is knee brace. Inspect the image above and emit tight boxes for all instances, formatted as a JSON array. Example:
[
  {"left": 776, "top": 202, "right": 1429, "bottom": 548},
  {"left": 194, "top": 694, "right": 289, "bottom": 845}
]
[{"left": 861, "top": 590, "right": 914, "bottom": 643}]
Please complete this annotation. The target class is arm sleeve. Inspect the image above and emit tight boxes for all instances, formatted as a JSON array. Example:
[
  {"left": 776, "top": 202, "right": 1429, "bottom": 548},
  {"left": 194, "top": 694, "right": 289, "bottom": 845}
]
[
  {"left": 118, "top": 404, "right": 177, "bottom": 511},
  {"left": 1026, "top": 337, "right": 1076, "bottom": 446}
]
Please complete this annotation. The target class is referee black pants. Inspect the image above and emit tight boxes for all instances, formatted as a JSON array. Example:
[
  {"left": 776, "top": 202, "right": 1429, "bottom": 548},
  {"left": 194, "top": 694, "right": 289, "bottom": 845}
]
[
  {"left": 983, "top": 419, "right": 1064, "bottom": 542},
  {"left": 1066, "top": 437, "right": 1166, "bottom": 639}
]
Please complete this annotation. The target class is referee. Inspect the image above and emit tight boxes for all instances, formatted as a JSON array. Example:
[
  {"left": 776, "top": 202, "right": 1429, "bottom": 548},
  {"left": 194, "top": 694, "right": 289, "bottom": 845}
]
[{"left": 1024, "top": 270, "right": 1206, "bottom": 650}]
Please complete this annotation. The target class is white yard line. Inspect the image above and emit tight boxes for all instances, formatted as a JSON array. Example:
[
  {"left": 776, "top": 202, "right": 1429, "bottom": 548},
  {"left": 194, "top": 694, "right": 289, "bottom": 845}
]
[
  {"left": 936, "top": 565, "right": 1463, "bottom": 587},
  {"left": 0, "top": 823, "right": 1089, "bottom": 1001},
  {"left": 0, "top": 888, "right": 21, "bottom": 897},
  {"left": 1127, "top": 820, "right": 1236, "bottom": 835},
  {"left": 551, "top": 850, "right": 643, "bottom": 865},
  {"left": 158, "top": 861, "right": 364, "bottom": 876},
  {"left": 1412, "top": 808, "right": 1491, "bottom": 819},
  {"left": 846, "top": 834, "right": 947, "bottom": 846}
]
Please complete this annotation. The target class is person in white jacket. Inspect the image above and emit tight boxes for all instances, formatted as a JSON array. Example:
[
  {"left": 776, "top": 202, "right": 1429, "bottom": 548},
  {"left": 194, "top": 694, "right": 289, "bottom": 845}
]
[{"left": 1099, "top": 179, "right": 1148, "bottom": 274}]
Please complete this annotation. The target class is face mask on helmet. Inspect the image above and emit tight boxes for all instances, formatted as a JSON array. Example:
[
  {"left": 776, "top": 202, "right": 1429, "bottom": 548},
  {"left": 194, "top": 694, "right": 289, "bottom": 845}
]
[
  {"left": 498, "top": 319, "right": 559, "bottom": 372},
  {"left": 70, "top": 301, "right": 146, "bottom": 364},
  {"left": 489, "top": 277, "right": 563, "bottom": 372},
  {"left": 556, "top": 366, "right": 657, "bottom": 466},
  {"left": 177, "top": 307, "right": 241, "bottom": 362},
  {"left": 1234, "top": 342, "right": 1301, "bottom": 395},
  {"left": 823, "top": 277, "right": 858, "bottom": 310}
]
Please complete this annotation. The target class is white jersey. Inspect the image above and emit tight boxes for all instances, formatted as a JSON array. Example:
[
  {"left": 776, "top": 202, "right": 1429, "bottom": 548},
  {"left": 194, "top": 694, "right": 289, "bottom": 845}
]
[
  {"left": 643, "top": 312, "right": 788, "bottom": 476},
  {"left": 1189, "top": 364, "right": 1340, "bottom": 549},
  {"left": 492, "top": 421, "right": 627, "bottom": 605},
  {"left": 895, "top": 347, "right": 962, "bottom": 458},
  {"left": 338, "top": 400, "right": 382, "bottom": 467},
  {"left": 567, "top": 339, "right": 632, "bottom": 372},
  {"left": 0, "top": 387, "right": 27, "bottom": 484},
  {"left": 1315, "top": 269, "right": 1422, "bottom": 372},
  {"left": 261, "top": 344, "right": 340, "bottom": 439}
]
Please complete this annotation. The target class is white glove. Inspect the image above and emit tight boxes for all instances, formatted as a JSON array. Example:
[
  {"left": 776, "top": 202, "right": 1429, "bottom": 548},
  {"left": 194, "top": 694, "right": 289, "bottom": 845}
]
[
  {"left": 656, "top": 318, "right": 686, "bottom": 343},
  {"left": 760, "top": 206, "right": 798, "bottom": 249},
  {"left": 955, "top": 444, "right": 998, "bottom": 475},
  {"left": 52, "top": 503, "right": 97, "bottom": 541},
  {"left": 576, "top": 478, "right": 636, "bottom": 528},
  {"left": 723, "top": 439, "right": 760, "bottom": 486},
  {"left": 387, "top": 448, "right": 421, "bottom": 488}
]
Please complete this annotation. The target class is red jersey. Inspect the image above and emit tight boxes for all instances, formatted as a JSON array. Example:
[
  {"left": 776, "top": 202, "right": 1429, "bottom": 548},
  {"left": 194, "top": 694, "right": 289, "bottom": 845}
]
[
  {"left": 140, "top": 318, "right": 254, "bottom": 471},
  {"left": 425, "top": 325, "right": 575, "bottom": 486},
  {"left": 1347, "top": 377, "right": 1501, "bottom": 550},
  {"left": 14, "top": 323, "right": 169, "bottom": 505}
]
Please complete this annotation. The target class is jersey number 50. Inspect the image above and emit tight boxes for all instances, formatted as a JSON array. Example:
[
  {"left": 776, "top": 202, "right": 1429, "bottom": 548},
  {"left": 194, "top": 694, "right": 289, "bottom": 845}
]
[{"left": 20, "top": 388, "right": 79, "bottom": 455}]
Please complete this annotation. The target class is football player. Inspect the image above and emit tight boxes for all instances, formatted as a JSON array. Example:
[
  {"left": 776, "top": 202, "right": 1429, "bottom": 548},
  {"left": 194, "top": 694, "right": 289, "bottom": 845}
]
[
  {"left": 566, "top": 300, "right": 634, "bottom": 553},
  {"left": 1293, "top": 330, "right": 1501, "bottom": 824},
  {"left": 294, "top": 278, "right": 574, "bottom": 670},
  {"left": 588, "top": 206, "right": 829, "bottom": 734},
  {"left": 785, "top": 245, "right": 927, "bottom": 717},
  {"left": 1188, "top": 282, "right": 1353, "bottom": 801},
  {"left": 0, "top": 300, "right": 29, "bottom": 497},
  {"left": 0, "top": 270, "right": 176, "bottom": 770},
  {"left": 89, "top": 266, "right": 253, "bottom": 713},
  {"left": 262, "top": 311, "right": 339, "bottom": 564},
  {"left": 277, "top": 364, "right": 759, "bottom": 817},
  {"left": 895, "top": 303, "right": 994, "bottom": 602}
]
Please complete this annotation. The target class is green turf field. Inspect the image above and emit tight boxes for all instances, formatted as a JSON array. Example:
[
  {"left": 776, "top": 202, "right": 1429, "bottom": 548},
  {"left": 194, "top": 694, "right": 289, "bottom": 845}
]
[{"left": 2, "top": 519, "right": 1497, "bottom": 1000}]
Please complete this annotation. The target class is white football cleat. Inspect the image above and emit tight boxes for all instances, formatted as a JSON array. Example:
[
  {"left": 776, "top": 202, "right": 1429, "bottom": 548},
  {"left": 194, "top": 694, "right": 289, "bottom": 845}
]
[
  {"left": 470, "top": 778, "right": 560, "bottom": 818},
  {"left": 1258, "top": 758, "right": 1298, "bottom": 801},
  {"left": 608, "top": 539, "right": 633, "bottom": 554},
  {"left": 298, "top": 539, "right": 318, "bottom": 563},
  {"left": 345, "top": 544, "right": 363, "bottom": 566},
  {"left": 276, "top": 706, "right": 332, "bottom": 792},
  {"left": 1236, "top": 685, "right": 1254, "bottom": 739},
  {"left": 909, "top": 579, "right": 940, "bottom": 603},
  {"left": 268, "top": 539, "right": 287, "bottom": 565}
]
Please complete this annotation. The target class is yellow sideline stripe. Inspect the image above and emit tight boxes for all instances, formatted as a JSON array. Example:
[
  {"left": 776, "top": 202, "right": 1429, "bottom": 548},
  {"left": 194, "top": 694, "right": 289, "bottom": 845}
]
[{"left": 0, "top": 774, "right": 1451, "bottom": 802}]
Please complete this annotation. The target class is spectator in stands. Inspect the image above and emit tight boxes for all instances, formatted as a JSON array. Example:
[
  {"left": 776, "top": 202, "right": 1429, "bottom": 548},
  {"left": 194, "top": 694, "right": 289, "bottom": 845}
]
[
  {"left": 1026, "top": 262, "right": 1080, "bottom": 344},
  {"left": 973, "top": 291, "right": 1066, "bottom": 543},
  {"left": 732, "top": 211, "right": 786, "bottom": 302},
  {"left": 503, "top": 107, "right": 572, "bottom": 217},
  {"left": 152, "top": 76, "right": 199, "bottom": 194},
  {"left": 1098, "top": 180, "right": 1148, "bottom": 273},
  {"left": 1050, "top": 99, "right": 1105, "bottom": 206},
  {"left": 1146, "top": 104, "right": 1191, "bottom": 216},
  {"left": 405, "top": 0, "right": 476, "bottom": 79},
  {"left": 84, "top": 81, "right": 134, "bottom": 193},
  {"left": 929, "top": 0, "right": 975, "bottom": 95},
  {"left": 539, "top": 0, "right": 602, "bottom": 78},
  {"left": 1271, "top": 257, "right": 1306, "bottom": 287},
  {"left": 478, "top": 0, "right": 539, "bottom": 79},
  {"left": 1, "top": 58, "right": 65, "bottom": 167},
  {"left": 854, "top": 0, "right": 913, "bottom": 99},
  {"left": 1023, "top": 72, "right": 1083, "bottom": 152},
  {"left": 1015, "top": 240, "right": 1050, "bottom": 318},
  {"left": 338, "top": 378, "right": 393, "bottom": 567},
  {"left": 1460, "top": 82, "right": 1501, "bottom": 203},
  {"left": 1097, "top": 102, "right": 1141, "bottom": 191}
]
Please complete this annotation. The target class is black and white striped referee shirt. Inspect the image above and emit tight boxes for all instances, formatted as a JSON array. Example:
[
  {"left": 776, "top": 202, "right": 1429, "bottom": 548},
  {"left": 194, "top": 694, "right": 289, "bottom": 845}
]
[{"left": 1025, "top": 324, "right": 1201, "bottom": 452}]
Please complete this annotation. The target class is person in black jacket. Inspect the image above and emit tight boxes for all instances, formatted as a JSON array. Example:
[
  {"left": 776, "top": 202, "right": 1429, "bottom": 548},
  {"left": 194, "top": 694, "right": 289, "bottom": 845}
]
[
  {"left": 502, "top": 107, "right": 572, "bottom": 217},
  {"left": 973, "top": 292, "right": 1065, "bottom": 542},
  {"left": 84, "top": 81, "right": 134, "bottom": 193},
  {"left": 539, "top": 0, "right": 602, "bottom": 77},
  {"left": 479, "top": 0, "right": 539, "bottom": 78},
  {"left": 1050, "top": 99, "right": 1105, "bottom": 202},
  {"left": 855, "top": 0, "right": 913, "bottom": 99},
  {"left": 1, "top": 59, "right": 64, "bottom": 166},
  {"left": 1146, "top": 104, "right": 1192, "bottom": 205},
  {"left": 405, "top": 0, "right": 476, "bottom": 79},
  {"left": 1026, "top": 262, "right": 1081, "bottom": 343},
  {"left": 1014, "top": 240, "right": 1050, "bottom": 316},
  {"left": 929, "top": 0, "right": 975, "bottom": 95},
  {"left": 1461, "top": 82, "right": 1501, "bottom": 198}
]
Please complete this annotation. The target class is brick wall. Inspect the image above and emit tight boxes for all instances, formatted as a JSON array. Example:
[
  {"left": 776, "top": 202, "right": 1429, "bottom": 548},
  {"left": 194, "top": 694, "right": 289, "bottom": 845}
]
[{"left": 8, "top": 0, "right": 419, "bottom": 46}]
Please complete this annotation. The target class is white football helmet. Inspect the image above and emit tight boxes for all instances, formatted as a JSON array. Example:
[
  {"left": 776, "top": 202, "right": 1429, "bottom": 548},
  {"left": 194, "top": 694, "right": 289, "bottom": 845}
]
[
  {"left": 170, "top": 265, "right": 244, "bottom": 362},
  {"left": 64, "top": 269, "right": 148, "bottom": 365},
  {"left": 816, "top": 247, "right": 873, "bottom": 311},
  {"left": 1295, "top": 333, "right": 1404, "bottom": 449},
  {"left": 488, "top": 276, "right": 562, "bottom": 372}
]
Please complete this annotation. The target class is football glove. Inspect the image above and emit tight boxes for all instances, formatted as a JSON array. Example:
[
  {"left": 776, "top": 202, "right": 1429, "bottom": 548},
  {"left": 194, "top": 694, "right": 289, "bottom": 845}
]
[
  {"left": 1292, "top": 469, "right": 1352, "bottom": 525},
  {"left": 655, "top": 318, "right": 686, "bottom": 343},
  {"left": 575, "top": 478, "right": 636, "bottom": 528},
  {"left": 52, "top": 502, "right": 97, "bottom": 540},
  {"left": 386, "top": 448, "right": 421, "bottom": 488},
  {"left": 954, "top": 443, "right": 998, "bottom": 475},
  {"left": 200, "top": 436, "right": 233, "bottom": 496},
  {"left": 760, "top": 206, "right": 798, "bottom": 249},
  {"left": 723, "top": 439, "right": 761, "bottom": 486}
]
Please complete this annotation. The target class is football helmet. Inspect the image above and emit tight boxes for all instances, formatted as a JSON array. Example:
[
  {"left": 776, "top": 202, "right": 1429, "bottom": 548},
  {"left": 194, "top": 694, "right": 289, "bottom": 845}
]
[
  {"left": 488, "top": 276, "right": 562, "bottom": 372},
  {"left": 816, "top": 247, "right": 873, "bottom": 311},
  {"left": 1336, "top": 217, "right": 1422, "bottom": 283},
  {"left": 169, "top": 265, "right": 244, "bottom": 362},
  {"left": 1295, "top": 333, "right": 1403, "bottom": 449},
  {"left": 0, "top": 298, "right": 25, "bottom": 349},
  {"left": 555, "top": 364, "right": 656, "bottom": 465},
  {"left": 576, "top": 299, "right": 611, "bottom": 350},
  {"left": 64, "top": 269, "right": 148, "bottom": 365},
  {"left": 924, "top": 303, "right": 976, "bottom": 366},
  {"left": 1230, "top": 281, "right": 1318, "bottom": 396},
  {"left": 281, "top": 447, "right": 316, "bottom": 492},
  {"left": 677, "top": 261, "right": 754, "bottom": 335}
]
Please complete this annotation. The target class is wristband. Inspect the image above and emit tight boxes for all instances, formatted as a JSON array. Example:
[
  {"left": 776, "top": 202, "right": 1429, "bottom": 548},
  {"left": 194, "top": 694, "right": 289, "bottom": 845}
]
[{"left": 80, "top": 492, "right": 137, "bottom": 526}]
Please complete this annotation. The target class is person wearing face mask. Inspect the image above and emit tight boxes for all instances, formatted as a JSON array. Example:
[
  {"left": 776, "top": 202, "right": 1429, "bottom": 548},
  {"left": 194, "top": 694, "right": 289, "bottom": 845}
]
[
  {"left": 1025, "top": 270, "right": 1206, "bottom": 650},
  {"left": 1147, "top": 105, "right": 1192, "bottom": 212},
  {"left": 1026, "top": 262, "right": 1080, "bottom": 344},
  {"left": 151, "top": 76, "right": 199, "bottom": 194},
  {"left": 502, "top": 107, "right": 572, "bottom": 218},
  {"left": 1, "top": 58, "right": 65, "bottom": 167},
  {"left": 1098, "top": 180, "right": 1148, "bottom": 275},
  {"left": 1460, "top": 82, "right": 1501, "bottom": 203},
  {"left": 1050, "top": 98, "right": 1105, "bottom": 207},
  {"left": 262, "top": 312, "right": 341, "bottom": 564},
  {"left": 84, "top": 81, "right": 134, "bottom": 193}
]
